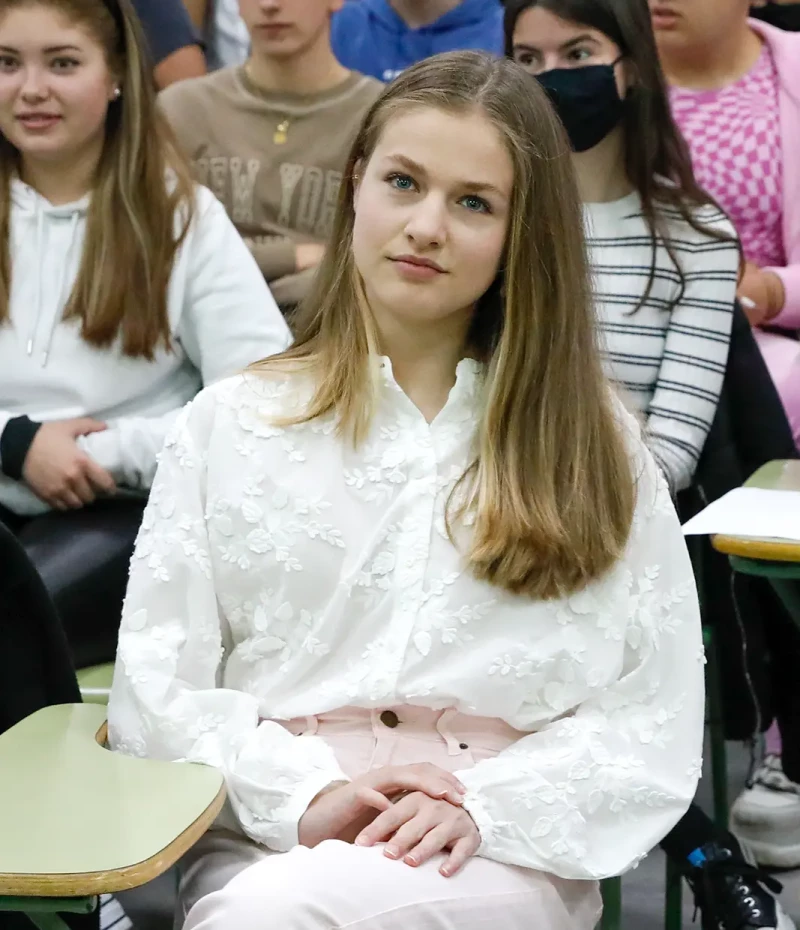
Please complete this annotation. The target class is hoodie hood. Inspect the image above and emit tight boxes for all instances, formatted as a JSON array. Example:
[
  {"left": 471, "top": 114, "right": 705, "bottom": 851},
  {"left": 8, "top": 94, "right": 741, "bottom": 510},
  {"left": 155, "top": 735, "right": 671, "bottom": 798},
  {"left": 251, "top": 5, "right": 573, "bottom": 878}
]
[{"left": 331, "top": 0, "right": 504, "bottom": 82}]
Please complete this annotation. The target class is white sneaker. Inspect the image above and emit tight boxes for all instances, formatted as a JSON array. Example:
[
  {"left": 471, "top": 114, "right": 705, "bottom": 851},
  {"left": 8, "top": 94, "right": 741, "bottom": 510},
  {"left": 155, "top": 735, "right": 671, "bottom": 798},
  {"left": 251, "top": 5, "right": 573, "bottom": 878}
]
[{"left": 731, "top": 754, "right": 800, "bottom": 869}]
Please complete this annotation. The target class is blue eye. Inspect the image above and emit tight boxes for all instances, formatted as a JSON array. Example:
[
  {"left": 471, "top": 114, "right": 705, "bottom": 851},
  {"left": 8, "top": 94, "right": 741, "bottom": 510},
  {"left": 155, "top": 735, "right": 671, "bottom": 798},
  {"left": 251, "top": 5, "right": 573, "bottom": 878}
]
[
  {"left": 387, "top": 172, "right": 416, "bottom": 192},
  {"left": 460, "top": 195, "right": 490, "bottom": 214}
]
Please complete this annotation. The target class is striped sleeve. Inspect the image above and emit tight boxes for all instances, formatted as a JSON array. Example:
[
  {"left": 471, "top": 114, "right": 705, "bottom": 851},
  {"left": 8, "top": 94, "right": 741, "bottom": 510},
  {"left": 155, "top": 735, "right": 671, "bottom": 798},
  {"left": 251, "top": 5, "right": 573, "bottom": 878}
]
[
  {"left": 588, "top": 199, "right": 739, "bottom": 494},
  {"left": 644, "top": 208, "right": 739, "bottom": 492}
]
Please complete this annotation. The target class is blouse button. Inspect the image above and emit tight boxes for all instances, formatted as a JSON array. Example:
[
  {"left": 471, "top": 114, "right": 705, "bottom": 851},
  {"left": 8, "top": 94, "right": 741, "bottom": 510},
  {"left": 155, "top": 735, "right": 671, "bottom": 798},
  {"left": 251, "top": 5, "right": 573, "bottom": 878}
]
[{"left": 380, "top": 710, "right": 400, "bottom": 728}]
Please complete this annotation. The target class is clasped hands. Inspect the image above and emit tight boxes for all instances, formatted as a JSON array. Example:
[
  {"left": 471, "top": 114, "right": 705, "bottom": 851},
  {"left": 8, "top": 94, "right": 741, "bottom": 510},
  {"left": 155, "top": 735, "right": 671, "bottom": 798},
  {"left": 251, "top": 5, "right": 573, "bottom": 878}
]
[{"left": 297, "top": 763, "right": 480, "bottom": 877}]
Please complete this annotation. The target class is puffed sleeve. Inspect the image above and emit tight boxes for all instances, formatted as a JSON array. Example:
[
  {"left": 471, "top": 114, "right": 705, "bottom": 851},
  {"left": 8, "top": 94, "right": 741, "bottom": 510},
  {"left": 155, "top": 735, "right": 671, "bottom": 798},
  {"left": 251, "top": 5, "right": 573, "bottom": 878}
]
[
  {"left": 107, "top": 386, "right": 350, "bottom": 852},
  {"left": 455, "top": 434, "right": 705, "bottom": 879}
]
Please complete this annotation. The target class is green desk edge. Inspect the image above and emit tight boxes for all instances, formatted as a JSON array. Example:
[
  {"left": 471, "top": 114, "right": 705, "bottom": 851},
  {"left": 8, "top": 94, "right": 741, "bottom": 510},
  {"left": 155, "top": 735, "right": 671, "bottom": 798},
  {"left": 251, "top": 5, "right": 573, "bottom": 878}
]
[{"left": 0, "top": 704, "right": 224, "bottom": 895}]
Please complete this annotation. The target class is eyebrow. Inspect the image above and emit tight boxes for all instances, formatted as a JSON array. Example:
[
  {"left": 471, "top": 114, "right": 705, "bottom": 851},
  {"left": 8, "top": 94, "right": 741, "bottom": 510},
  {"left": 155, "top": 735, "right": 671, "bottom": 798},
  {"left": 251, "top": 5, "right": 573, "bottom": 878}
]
[
  {"left": 0, "top": 44, "right": 82, "bottom": 53},
  {"left": 384, "top": 153, "right": 508, "bottom": 199},
  {"left": 513, "top": 33, "right": 599, "bottom": 54}
]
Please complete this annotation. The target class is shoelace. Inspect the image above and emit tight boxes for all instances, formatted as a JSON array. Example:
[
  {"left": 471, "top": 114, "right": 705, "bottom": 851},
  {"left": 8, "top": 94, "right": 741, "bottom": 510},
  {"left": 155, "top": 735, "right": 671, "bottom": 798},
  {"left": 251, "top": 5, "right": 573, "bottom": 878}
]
[{"left": 698, "top": 860, "right": 783, "bottom": 929}]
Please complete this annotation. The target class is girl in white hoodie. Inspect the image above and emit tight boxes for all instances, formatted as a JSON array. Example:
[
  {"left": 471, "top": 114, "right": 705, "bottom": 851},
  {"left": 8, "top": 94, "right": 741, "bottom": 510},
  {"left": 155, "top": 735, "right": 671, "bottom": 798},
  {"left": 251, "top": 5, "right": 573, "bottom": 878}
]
[{"left": 0, "top": 0, "right": 290, "bottom": 666}]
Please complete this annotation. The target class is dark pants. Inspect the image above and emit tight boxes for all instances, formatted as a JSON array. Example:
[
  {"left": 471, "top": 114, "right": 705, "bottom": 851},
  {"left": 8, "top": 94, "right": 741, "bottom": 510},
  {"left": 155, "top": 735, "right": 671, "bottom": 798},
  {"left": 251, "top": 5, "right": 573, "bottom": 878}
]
[
  {"left": 0, "top": 498, "right": 146, "bottom": 669},
  {"left": 0, "top": 519, "right": 100, "bottom": 930}
]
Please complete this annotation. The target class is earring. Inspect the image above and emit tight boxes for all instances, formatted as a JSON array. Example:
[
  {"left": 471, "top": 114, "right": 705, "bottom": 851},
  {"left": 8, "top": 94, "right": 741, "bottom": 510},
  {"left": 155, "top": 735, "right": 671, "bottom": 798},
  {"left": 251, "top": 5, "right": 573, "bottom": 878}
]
[{"left": 113, "top": 87, "right": 122, "bottom": 100}]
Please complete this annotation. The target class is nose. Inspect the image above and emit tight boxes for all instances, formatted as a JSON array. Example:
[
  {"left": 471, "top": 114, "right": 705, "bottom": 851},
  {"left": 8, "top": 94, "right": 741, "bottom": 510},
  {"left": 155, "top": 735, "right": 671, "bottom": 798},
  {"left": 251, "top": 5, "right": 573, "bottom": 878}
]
[
  {"left": 20, "top": 65, "right": 49, "bottom": 101},
  {"left": 404, "top": 192, "right": 447, "bottom": 249}
]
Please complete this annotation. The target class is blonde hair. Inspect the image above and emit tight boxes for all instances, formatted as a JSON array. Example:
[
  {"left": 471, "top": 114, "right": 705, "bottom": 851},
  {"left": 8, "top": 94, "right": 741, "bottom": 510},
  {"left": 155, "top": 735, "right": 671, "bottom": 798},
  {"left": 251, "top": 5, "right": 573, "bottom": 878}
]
[
  {"left": 0, "top": 0, "right": 195, "bottom": 358},
  {"left": 253, "top": 51, "right": 637, "bottom": 600}
]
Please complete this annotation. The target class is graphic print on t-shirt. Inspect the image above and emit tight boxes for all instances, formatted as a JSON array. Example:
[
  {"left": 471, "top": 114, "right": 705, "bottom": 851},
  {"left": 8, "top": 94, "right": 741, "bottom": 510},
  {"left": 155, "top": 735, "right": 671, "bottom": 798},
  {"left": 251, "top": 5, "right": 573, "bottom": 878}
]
[{"left": 193, "top": 156, "right": 343, "bottom": 240}]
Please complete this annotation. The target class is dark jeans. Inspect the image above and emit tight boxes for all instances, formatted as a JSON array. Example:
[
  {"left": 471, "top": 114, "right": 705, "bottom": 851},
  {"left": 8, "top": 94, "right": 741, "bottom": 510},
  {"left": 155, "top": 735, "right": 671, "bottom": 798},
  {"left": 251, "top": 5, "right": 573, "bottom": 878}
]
[
  {"left": 0, "top": 497, "right": 146, "bottom": 668},
  {"left": 0, "top": 519, "right": 100, "bottom": 930}
]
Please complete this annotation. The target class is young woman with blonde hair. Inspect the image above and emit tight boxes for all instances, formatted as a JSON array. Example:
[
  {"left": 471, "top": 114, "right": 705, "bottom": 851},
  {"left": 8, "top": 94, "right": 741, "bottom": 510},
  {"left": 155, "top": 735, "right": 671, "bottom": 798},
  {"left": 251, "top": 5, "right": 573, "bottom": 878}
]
[
  {"left": 0, "top": 0, "right": 289, "bottom": 667},
  {"left": 109, "top": 50, "right": 703, "bottom": 930}
]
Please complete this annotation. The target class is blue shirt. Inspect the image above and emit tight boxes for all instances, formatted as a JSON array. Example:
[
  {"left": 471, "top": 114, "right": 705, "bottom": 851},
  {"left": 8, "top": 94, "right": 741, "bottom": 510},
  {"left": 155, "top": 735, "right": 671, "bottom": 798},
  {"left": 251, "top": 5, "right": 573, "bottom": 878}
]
[
  {"left": 331, "top": 0, "right": 504, "bottom": 82},
  {"left": 131, "top": 0, "right": 201, "bottom": 66}
]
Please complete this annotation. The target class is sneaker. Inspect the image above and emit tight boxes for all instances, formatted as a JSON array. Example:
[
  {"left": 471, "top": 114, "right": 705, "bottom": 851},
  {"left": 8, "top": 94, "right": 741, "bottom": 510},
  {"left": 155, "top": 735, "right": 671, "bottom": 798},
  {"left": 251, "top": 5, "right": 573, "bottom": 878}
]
[
  {"left": 731, "top": 755, "right": 800, "bottom": 869},
  {"left": 683, "top": 836, "right": 796, "bottom": 930}
]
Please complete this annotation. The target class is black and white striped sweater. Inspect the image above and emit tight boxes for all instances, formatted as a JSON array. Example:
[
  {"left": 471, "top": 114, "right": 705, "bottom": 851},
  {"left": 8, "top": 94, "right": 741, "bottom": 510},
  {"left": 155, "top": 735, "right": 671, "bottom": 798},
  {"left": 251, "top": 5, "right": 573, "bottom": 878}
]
[{"left": 586, "top": 192, "right": 740, "bottom": 493}]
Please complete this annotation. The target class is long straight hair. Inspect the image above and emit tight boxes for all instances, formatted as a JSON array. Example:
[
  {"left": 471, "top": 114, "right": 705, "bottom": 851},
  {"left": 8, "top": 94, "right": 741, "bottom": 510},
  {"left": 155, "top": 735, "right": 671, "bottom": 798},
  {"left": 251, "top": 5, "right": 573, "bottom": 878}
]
[
  {"left": 503, "top": 0, "right": 740, "bottom": 311},
  {"left": 253, "top": 51, "right": 637, "bottom": 601},
  {"left": 0, "top": 0, "right": 195, "bottom": 358}
]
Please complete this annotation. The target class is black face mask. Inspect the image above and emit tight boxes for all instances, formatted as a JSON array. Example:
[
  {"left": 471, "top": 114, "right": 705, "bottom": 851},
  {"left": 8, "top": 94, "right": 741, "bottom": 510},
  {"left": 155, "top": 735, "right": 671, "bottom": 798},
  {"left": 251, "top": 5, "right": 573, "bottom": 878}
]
[
  {"left": 535, "top": 62, "right": 625, "bottom": 153},
  {"left": 751, "top": 3, "right": 800, "bottom": 32}
]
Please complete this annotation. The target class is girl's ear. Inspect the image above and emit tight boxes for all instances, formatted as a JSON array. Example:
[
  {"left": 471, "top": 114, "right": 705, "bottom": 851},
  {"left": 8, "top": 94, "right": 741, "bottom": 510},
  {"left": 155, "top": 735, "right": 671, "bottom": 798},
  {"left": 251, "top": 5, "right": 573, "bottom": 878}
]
[{"left": 625, "top": 57, "right": 640, "bottom": 92}]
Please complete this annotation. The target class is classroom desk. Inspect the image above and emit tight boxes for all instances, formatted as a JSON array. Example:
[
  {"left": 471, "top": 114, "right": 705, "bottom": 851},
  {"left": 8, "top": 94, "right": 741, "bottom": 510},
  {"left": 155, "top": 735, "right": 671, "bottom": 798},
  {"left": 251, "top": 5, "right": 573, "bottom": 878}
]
[
  {"left": 0, "top": 704, "right": 225, "bottom": 930},
  {"left": 712, "top": 460, "right": 800, "bottom": 623}
]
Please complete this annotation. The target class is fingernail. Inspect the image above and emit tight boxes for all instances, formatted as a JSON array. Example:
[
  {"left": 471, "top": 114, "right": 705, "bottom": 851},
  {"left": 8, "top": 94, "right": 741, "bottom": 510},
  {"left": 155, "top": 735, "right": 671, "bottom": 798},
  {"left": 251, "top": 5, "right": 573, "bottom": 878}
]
[
  {"left": 355, "top": 835, "right": 369, "bottom": 846},
  {"left": 384, "top": 846, "right": 399, "bottom": 859},
  {"left": 457, "top": 782, "right": 467, "bottom": 793},
  {"left": 440, "top": 866, "right": 452, "bottom": 877},
  {"left": 405, "top": 855, "right": 419, "bottom": 866}
]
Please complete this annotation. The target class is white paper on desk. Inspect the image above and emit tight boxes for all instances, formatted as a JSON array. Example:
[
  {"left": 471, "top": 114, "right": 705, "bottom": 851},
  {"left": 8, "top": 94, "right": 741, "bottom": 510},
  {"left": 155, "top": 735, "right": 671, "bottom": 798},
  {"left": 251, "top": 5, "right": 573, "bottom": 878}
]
[{"left": 682, "top": 487, "right": 800, "bottom": 540}]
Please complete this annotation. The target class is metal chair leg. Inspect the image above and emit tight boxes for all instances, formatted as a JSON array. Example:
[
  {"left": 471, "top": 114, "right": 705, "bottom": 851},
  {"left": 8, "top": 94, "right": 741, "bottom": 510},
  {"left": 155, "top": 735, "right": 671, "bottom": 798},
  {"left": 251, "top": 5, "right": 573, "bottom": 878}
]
[
  {"left": 601, "top": 877, "right": 622, "bottom": 930},
  {"left": 664, "top": 856, "right": 683, "bottom": 930}
]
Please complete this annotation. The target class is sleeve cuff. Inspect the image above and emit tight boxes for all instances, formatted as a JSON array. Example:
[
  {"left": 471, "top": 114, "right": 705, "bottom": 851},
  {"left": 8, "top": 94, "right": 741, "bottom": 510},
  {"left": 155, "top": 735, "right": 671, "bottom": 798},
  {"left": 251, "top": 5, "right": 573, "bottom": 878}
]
[
  {"left": 455, "top": 786, "right": 496, "bottom": 858},
  {"left": 261, "top": 768, "right": 352, "bottom": 853},
  {"left": 0, "top": 416, "right": 42, "bottom": 479}
]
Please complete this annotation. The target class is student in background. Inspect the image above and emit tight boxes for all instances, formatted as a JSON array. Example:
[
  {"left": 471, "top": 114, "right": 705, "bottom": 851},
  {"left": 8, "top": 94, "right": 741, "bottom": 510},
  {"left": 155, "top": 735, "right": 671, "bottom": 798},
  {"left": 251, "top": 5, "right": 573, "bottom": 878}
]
[
  {"left": 131, "top": 0, "right": 206, "bottom": 87},
  {"left": 110, "top": 51, "right": 703, "bottom": 930},
  {"left": 506, "top": 0, "right": 738, "bottom": 497},
  {"left": 331, "top": 0, "right": 504, "bottom": 82},
  {"left": 505, "top": 3, "right": 795, "bottom": 930},
  {"left": 160, "top": 0, "right": 382, "bottom": 310},
  {"left": 0, "top": 0, "right": 290, "bottom": 668},
  {"left": 653, "top": 0, "right": 800, "bottom": 876},
  {"left": 654, "top": 0, "right": 800, "bottom": 446}
]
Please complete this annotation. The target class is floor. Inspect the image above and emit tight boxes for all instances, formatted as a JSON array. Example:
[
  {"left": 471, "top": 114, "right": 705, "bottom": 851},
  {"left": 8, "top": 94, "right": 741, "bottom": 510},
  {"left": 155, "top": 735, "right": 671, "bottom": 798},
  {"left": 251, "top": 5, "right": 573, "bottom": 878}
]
[{"left": 119, "top": 737, "right": 800, "bottom": 929}]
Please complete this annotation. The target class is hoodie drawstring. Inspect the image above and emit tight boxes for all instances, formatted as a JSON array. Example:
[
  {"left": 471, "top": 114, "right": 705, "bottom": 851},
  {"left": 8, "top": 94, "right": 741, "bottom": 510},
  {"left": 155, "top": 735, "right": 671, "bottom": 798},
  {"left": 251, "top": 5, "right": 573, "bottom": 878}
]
[
  {"left": 41, "top": 212, "right": 80, "bottom": 367},
  {"left": 25, "top": 206, "right": 81, "bottom": 368},
  {"left": 26, "top": 207, "right": 44, "bottom": 357}
]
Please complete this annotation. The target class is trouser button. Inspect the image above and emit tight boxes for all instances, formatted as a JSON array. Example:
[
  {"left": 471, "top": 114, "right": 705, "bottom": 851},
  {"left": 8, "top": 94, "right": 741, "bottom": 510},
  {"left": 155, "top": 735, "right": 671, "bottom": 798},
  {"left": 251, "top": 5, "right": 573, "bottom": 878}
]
[{"left": 380, "top": 710, "right": 399, "bottom": 728}]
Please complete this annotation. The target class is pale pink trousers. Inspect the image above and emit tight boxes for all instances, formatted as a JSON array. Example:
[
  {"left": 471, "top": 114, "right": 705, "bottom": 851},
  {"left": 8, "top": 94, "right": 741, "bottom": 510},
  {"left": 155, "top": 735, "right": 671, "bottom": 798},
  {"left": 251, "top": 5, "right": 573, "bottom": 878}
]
[{"left": 179, "top": 706, "right": 602, "bottom": 930}]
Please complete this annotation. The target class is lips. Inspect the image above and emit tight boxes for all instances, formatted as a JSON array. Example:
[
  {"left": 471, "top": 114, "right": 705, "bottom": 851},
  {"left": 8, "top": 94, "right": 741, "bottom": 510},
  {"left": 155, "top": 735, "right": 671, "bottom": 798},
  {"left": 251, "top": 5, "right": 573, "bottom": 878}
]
[
  {"left": 17, "top": 113, "right": 61, "bottom": 128},
  {"left": 255, "top": 23, "right": 291, "bottom": 35},
  {"left": 390, "top": 255, "right": 445, "bottom": 273},
  {"left": 650, "top": 4, "right": 680, "bottom": 27}
]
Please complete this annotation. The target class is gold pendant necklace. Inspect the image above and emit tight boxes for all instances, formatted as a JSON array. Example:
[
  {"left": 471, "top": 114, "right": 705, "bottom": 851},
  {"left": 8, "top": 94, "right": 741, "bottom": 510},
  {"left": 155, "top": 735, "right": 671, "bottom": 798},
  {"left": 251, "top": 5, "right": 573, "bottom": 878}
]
[{"left": 274, "top": 119, "right": 290, "bottom": 145}]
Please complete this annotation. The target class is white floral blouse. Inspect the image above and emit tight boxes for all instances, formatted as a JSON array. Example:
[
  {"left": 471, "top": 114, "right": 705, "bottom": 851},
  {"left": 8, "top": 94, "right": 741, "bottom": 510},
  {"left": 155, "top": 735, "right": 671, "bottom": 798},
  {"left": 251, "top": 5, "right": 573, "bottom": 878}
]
[{"left": 108, "top": 358, "right": 705, "bottom": 881}]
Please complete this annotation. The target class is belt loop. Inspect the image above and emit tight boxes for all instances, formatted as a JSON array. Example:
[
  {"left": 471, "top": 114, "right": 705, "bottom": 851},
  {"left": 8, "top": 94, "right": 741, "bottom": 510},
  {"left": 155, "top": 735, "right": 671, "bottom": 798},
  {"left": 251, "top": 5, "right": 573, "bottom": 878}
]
[
  {"left": 366, "top": 708, "right": 383, "bottom": 769},
  {"left": 436, "top": 708, "right": 462, "bottom": 756},
  {"left": 303, "top": 714, "right": 319, "bottom": 736}
]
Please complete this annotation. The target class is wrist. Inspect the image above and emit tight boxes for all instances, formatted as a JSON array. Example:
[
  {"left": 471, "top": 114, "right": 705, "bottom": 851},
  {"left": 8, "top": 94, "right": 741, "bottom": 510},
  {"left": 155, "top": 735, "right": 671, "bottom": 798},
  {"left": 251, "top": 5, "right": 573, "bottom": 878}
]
[
  {"left": 308, "top": 780, "right": 349, "bottom": 807},
  {"left": 763, "top": 271, "right": 786, "bottom": 322}
]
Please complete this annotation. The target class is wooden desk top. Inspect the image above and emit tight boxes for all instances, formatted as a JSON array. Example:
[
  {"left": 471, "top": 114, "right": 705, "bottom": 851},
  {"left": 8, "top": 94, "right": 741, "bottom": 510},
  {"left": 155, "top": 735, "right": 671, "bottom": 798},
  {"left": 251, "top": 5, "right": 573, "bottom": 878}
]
[
  {"left": 712, "top": 460, "right": 800, "bottom": 562},
  {"left": 0, "top": 704, "right": 225, "bottom": 897}
]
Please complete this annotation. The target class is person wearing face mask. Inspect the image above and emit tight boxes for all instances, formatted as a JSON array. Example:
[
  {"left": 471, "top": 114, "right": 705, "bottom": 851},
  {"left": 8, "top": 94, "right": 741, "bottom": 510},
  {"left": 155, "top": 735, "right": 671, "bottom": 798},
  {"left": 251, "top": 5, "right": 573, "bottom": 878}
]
[
  {"left": 652, "top": 0, "right": 800, "bottom": 877},
  {"left": 506, "top": 3, "right": 799, "bottom": 930}
]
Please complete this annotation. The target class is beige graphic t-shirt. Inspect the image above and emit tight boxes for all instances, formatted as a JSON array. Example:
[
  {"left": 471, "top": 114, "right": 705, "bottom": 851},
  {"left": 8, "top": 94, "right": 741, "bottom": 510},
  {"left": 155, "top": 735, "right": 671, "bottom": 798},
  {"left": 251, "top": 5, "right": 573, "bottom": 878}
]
[{"left": 160, "top": 67, "right": 382, "bottom": 306}]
